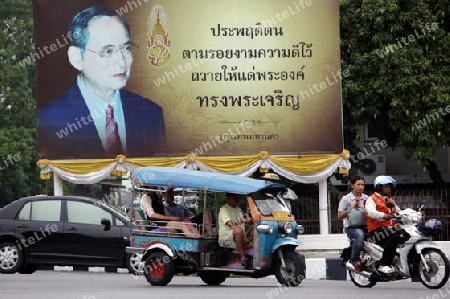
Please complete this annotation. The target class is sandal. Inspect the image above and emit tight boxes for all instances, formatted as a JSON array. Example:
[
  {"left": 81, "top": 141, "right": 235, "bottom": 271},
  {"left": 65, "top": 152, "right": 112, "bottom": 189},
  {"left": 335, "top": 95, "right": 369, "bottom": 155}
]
[
  {"left": 354, "top": 258, "right": 368, "bottom": 272},
  {"left": 242, "top": 257, "right": 252, "bottom": 269}
]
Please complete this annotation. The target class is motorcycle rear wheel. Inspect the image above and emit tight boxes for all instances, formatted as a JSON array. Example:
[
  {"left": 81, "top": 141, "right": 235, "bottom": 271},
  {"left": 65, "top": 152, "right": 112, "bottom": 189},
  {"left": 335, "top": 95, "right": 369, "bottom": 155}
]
[
  {"left": 349, "top": 270, "right": 376, "bottom": 288},
  {"left": 349, "top": 251, "right": 376, "bottom": 288},
  {"left": 418, "top": 248, "right": 450, "bottom": 289}
]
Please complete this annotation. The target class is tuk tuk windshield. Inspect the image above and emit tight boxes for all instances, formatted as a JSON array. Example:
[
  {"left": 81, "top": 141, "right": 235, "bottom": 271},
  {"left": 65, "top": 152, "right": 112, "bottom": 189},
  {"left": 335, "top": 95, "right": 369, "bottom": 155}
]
[{"left": 253, "top": 191, "right": 291, "bottom": 216}]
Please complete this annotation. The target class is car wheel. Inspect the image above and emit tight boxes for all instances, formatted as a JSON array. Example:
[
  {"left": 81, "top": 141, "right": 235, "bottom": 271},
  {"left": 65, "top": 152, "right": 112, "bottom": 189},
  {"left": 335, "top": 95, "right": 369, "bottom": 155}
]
[
  {"left": 126, "top": 252, "right": 144, "bottom": 275},
  {"left": 0, "top": 241, "right": 24, "bottom": 274},
  {"left": 18, "top": 264, "right": 39, "bottom": 274}
]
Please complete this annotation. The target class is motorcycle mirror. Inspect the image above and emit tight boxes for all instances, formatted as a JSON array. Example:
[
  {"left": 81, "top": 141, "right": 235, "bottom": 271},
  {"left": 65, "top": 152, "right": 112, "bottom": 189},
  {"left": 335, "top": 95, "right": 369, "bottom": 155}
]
[{"left": 418, "top": 204, "right": 425, "bottom": 212}]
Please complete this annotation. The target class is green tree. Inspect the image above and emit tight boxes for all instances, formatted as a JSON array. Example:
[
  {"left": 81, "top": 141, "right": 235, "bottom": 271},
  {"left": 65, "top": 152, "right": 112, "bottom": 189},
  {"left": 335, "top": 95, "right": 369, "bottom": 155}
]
[
  {"left": 340, "top": 0, "right": 450, "bottom": 187},
  {"left": 0, "top": 0, "right": 46, "bottom": 207}
]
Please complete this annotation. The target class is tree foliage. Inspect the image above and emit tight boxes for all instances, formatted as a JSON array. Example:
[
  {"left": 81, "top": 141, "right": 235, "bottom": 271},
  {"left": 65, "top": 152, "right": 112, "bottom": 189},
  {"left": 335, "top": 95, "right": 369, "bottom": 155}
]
[
  {"left": 0, "top": 0, "right": 46, "bottom": 207},
  {"left": 340, "top": 0, "right": 450, "bottom": 186}
]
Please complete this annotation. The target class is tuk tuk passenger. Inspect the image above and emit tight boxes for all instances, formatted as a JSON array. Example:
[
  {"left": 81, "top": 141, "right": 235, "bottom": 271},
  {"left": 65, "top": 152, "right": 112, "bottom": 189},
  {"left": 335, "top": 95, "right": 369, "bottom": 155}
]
[
  {"left": 163, "top": 188, "right": 215, "bottom": 236},
  {"left": 140, "top": 187, "right": 201, "bottom": 237}
]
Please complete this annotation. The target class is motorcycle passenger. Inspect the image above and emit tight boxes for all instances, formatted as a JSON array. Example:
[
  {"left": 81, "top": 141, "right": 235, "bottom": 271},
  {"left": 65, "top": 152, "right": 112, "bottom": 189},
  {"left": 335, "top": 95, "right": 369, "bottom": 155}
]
[
  {"left": 337, "top": 175, "right": 369, "bottom": 271},
  {"left": 365, "top": 175, "right": 402, "bottom": 274}
]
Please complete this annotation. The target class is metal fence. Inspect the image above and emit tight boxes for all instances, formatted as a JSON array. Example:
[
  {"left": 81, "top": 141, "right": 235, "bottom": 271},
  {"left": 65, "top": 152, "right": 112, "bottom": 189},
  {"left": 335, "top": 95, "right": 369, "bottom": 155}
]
[{"left": 292, "top": 186, "right": 450, "bottom": 241}]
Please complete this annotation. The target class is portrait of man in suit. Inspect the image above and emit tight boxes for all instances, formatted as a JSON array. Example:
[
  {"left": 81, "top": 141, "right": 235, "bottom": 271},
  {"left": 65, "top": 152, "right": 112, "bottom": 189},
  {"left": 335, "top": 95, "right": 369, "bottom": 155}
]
[{"left": 37, "top": 6, "right": 166, "bottom": 159}]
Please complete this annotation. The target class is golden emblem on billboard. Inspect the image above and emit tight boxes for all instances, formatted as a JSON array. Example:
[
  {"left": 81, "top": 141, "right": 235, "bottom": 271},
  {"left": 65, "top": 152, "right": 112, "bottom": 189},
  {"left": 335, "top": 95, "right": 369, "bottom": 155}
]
[{"left": 147, "top": 4, "right": 170, "bottom": 68}]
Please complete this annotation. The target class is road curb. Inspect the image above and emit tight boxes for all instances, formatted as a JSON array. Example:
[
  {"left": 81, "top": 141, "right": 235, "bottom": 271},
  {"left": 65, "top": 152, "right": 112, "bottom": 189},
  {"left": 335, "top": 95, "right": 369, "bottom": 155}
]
[
  {"left": 38, "top": 265, "right": 130, "bottom": 274},
  {"left": 306, "top": 258, "right": 347, "bottom": 280}
]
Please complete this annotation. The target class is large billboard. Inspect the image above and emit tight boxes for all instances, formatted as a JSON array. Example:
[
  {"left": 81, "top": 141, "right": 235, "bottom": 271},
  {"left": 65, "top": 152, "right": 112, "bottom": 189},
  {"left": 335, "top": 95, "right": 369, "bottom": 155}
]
[{"left": 34, "top": 0, "right": 343, "bottom": 159}]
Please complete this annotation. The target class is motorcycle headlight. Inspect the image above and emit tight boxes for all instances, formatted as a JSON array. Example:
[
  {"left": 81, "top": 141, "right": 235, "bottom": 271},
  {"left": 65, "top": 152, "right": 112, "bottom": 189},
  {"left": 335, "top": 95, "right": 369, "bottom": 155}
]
[
  {"left": 257, "top": 224, "right": 274, "bottom": 234},
  {"left": 284, "top": 222, "right": 293, "bottom": 234}
]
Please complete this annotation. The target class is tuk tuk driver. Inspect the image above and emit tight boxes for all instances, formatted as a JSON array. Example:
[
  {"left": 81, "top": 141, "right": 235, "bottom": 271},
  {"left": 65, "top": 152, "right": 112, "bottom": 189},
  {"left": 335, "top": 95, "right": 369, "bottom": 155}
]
[{"left": 218, "top": 193, "right": 253, "bottom": 267}]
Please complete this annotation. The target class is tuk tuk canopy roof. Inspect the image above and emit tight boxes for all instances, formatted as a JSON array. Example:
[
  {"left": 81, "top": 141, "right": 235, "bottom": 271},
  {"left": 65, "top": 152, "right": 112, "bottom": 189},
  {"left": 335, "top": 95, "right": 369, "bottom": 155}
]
[{"left": 133, "top": 166, "right": 287, "bottom": 194}]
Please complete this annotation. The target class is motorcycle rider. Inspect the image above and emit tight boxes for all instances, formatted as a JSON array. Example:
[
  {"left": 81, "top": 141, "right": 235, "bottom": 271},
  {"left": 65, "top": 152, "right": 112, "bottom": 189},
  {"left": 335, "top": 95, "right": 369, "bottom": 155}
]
[{"left": 365, "top": 175, "right": 402, "bottom": 274}]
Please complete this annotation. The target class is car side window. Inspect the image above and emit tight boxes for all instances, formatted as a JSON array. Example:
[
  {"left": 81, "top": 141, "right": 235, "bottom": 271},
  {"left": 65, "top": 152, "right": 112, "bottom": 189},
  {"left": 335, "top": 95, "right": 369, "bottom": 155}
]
[
  {"left": 115, "top": 217, "right": 125, "bottom": 226},
  {"left": 17, "top": 200, "right": 61, "bottom": 221},
  {"left": 67, "top": 201, "right": 113, "bottom": 225}
]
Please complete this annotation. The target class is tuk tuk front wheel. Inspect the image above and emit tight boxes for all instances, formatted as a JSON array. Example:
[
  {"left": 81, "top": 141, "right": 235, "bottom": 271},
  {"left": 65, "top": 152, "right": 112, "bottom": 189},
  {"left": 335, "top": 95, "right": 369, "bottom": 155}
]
[
  {"left": 143, "top": 251, "right": 175, "bottom": 286},
  {"left": 198, "top": 271, "right": 229, "bottom": 285},
  {"left": 274, "top": 250, "right": 305, "bottom": 287}
]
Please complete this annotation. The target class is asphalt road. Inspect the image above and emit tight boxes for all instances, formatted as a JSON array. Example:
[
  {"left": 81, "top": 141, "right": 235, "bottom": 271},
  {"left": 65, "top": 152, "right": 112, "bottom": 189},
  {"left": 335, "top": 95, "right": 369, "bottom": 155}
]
[{"left": 1, "top": 270, "right": 448, "bottom": 299}]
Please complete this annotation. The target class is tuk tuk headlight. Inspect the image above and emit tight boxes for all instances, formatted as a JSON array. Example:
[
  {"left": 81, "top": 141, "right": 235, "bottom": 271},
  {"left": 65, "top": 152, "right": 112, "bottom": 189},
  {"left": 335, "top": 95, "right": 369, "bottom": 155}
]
[
  {"left": 284, "top": 222, "right": 293, "bottom": 234},
  {"left": 257, "top": 224, "right": 274, "bottom": 234},
  {"left": 297, "top": 224, "right": 304, "bottom": 234}
]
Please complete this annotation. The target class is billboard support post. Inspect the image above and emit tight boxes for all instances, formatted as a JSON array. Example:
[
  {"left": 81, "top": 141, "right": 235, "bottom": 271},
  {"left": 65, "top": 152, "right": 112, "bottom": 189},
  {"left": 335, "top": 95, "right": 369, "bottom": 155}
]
[
  {"left": 319, "top": 179, "right": 329, "bottom": 235},
  {"left": 54, "top": 174, "right": 63, "bottom": 196}
]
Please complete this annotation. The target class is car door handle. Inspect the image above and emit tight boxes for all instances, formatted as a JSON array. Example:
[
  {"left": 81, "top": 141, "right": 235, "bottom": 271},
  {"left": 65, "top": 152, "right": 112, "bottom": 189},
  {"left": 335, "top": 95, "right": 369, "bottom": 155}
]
[
  {"left": 17, "top": 224, "right": 28, "bottom": 228},
  {"left": 66, "top": 226, "right": 78, "bottom": 231}
]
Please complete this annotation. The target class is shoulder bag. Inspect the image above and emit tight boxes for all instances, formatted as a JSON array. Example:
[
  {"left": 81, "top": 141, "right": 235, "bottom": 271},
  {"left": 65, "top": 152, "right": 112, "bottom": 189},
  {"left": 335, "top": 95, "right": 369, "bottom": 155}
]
[{"left": 347, "top": 207, "right": 367, "bottom": 228}]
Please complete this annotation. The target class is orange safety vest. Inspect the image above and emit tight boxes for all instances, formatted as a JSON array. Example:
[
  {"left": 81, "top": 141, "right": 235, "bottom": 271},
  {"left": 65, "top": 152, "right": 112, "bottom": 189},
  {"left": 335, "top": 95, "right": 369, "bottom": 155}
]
[{"left": 366, "top": 193, "right": 397, "bottom": 232}]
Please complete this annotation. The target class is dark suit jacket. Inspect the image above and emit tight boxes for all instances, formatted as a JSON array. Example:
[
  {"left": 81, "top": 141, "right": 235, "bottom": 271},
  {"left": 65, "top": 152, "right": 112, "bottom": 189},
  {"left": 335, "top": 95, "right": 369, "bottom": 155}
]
[{"left": 37, "top": 82, "right": 166, "bottom": 159}]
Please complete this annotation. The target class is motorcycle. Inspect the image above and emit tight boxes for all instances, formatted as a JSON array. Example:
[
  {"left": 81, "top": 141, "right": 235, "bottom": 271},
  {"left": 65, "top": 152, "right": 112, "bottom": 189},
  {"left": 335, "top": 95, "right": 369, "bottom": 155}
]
[{"left": 341, "top": 206, "right": 450, "bottom": 289}]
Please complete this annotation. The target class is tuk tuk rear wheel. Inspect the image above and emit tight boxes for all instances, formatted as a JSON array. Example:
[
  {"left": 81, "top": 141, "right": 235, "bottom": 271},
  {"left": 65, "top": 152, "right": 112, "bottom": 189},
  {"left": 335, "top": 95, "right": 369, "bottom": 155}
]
[
  {"left": 143, "top": 251, "right": 174, "bottom": 286},
  {"left": 198, "top": 271, "right": 229, "bottom": 286},
  {"left": 274, "top": 250, "right": 304, "bottom": 286}
]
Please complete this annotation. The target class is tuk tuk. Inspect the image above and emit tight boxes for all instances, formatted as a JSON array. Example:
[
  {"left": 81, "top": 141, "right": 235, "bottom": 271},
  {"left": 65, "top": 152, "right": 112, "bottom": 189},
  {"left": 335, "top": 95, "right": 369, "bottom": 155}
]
[{"left": 126, "top": 166, "right": 306, "bottom": 286}]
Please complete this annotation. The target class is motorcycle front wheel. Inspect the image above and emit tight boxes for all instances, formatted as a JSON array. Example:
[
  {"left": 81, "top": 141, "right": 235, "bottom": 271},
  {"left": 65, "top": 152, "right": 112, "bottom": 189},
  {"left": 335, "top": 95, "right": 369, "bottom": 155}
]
[{"left": 418, "top": 248, "right": 450, "bottom": 289}]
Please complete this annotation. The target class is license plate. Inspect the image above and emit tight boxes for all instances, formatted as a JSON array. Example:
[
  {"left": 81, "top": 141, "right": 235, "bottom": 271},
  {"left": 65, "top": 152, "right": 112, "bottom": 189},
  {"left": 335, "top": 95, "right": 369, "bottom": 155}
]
[{"left": 272, "top": 211, "right": 290, "bottom": 220}]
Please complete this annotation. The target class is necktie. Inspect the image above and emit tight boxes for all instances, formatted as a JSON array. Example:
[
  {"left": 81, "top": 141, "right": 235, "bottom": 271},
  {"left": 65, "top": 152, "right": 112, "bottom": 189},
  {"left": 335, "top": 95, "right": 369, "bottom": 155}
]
[{"left": 105, "top": 104, "right": 122, "bottom": 155}]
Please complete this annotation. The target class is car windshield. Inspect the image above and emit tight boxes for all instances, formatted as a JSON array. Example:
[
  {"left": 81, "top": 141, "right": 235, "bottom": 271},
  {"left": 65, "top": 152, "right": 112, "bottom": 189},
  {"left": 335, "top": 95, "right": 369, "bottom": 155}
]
[{"left": 253, "top": 191, "right": 290, "bottom": 216}]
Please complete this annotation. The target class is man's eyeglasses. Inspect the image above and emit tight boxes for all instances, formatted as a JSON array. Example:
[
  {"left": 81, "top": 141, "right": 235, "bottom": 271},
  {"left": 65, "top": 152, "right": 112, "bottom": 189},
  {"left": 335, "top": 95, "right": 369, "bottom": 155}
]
[{"left": 84, "top": 42, "right": 139, "bottom": 59}]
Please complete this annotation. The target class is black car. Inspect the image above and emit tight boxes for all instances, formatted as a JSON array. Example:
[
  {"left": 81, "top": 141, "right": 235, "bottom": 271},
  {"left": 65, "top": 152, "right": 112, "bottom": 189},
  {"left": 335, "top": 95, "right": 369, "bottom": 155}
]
[{"left": 0, "top": 195, "right": 142, "bottom": 274}]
